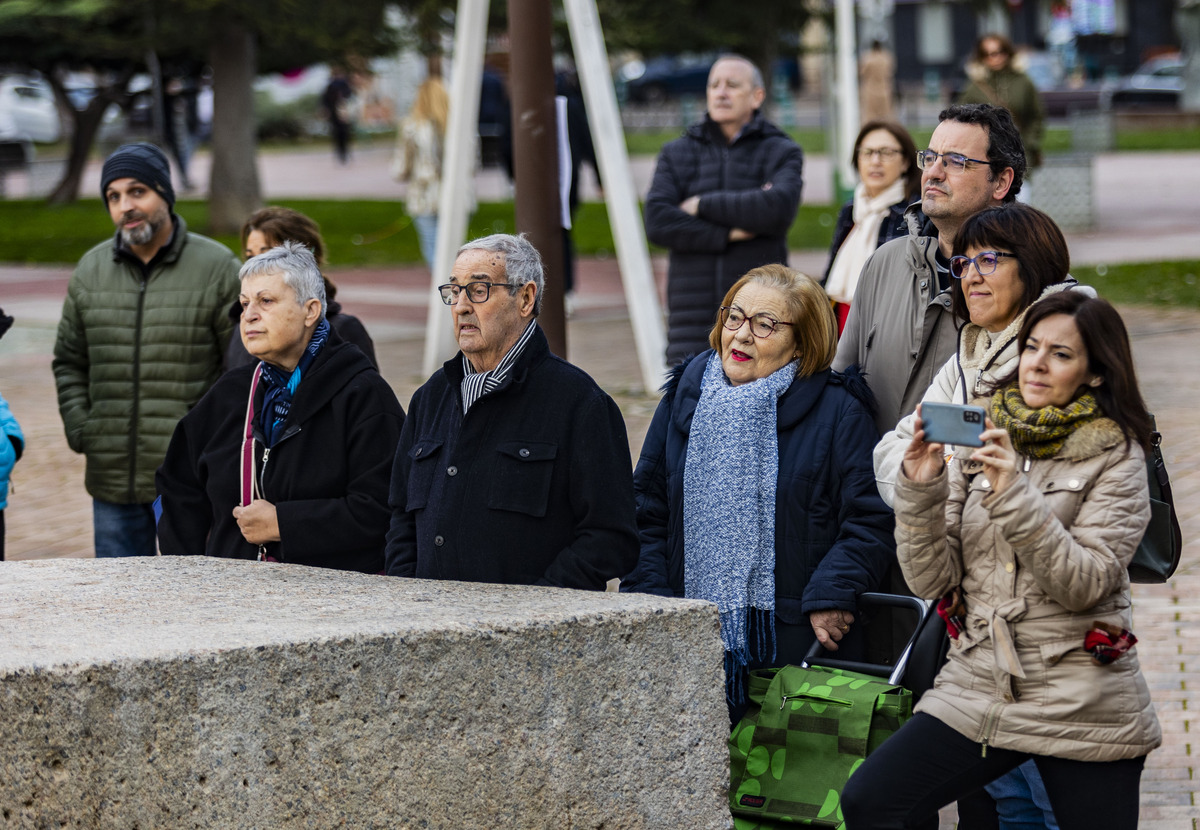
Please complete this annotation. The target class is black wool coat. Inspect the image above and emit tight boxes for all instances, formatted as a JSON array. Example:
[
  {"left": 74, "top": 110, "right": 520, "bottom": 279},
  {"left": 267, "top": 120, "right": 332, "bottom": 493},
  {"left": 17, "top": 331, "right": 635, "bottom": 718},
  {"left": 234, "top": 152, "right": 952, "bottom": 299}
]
[
  {"left": 384, "top": 325, "right": 639, "bottom": 589},
  {"left": 156, "top": 335, "right": 404, "bottom": 572},
  {"left": 644, "top": 112, "right": 804, "bottom": 364}
]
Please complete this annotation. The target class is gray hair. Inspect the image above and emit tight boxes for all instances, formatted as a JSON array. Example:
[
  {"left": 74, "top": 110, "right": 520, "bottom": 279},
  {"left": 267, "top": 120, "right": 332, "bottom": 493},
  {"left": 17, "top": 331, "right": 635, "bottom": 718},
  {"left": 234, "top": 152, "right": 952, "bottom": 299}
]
[
  {"left": 457, "top": 233, "right": 545, "bottom": 315},
  {"left": 239, "top": 240, "right": 326, "bottom": 320},
  {"left": 711, "top": 54, "right": 764, "bottom": 91}
]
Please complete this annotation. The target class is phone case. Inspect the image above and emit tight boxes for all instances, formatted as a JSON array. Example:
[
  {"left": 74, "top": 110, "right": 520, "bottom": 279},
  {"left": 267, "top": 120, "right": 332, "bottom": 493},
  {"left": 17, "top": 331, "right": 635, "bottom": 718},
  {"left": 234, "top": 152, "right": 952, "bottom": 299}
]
[{"left": 921, "top": 402, "right": 986, "bottom": 447}]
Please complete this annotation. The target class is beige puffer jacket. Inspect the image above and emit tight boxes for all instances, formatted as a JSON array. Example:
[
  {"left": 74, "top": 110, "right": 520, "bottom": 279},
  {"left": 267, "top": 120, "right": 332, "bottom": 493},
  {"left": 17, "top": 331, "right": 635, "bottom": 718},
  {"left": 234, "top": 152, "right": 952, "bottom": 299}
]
[{"left": 894, "top": 417, "right": 1161, "bottom": 762}]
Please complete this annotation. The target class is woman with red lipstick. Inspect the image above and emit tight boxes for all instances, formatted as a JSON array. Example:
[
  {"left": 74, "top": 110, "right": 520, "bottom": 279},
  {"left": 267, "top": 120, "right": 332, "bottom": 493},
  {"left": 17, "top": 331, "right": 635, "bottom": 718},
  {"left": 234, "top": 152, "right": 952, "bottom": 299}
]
[
  {"left": 621, "top": 264, "right": 894, "bottom": 722},
  {"left": 843, "top": 292, "right": 1159, "bottom": 830},
  {"left": 823, "top": 121, "right": 921, "bottom": 333}
]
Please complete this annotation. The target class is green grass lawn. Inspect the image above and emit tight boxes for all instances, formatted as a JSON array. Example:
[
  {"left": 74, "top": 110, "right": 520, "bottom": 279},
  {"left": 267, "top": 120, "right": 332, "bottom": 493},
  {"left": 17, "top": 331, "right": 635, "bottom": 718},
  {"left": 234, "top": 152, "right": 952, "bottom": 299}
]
[{"left": 3, "top": 198, "right": 1197, "bottom": 310}]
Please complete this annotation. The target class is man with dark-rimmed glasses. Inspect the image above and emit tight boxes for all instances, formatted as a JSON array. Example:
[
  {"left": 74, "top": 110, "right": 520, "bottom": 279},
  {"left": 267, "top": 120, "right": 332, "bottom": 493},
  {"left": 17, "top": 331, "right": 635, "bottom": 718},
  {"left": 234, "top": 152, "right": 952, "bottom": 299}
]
[
  {"left": 833, "top": 103, "right": 1026, "bottom": 438},
  {"left": 384, "top": 233, "right": 638, "bottom": 589}
]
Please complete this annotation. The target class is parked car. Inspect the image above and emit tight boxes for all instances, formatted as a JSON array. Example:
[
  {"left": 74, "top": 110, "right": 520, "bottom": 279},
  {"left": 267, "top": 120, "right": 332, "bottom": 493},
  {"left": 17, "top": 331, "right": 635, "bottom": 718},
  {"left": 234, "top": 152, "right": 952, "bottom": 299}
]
[
  {"left": 1110, "top": 54, "right": 1183, "bottom": 109},
  {"left": 620, "top": 53, "right": 800, "bottom": 104},
  {"left": 0, "top": 76, "right": 61, "bottom": 143}
]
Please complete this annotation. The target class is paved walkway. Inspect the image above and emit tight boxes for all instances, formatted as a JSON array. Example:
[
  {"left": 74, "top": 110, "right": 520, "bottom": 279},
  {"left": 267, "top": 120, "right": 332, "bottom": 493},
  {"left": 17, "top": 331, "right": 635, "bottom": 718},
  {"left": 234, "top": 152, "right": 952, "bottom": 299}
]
[{"left": 2, "top": 144, "right": 1199, "bottom": 826}]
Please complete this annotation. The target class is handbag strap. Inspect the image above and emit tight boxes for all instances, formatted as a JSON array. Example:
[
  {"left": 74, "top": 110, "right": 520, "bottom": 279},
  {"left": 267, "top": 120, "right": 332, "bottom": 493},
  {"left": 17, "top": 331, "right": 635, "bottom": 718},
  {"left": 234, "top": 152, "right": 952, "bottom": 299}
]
[
  {"left": 1148, "top": 429, "right": 1184, "bottom": 561},
  {"left": 240, "top": 364, "right": 273, "bottom": 562},
  {"left": 241, "top": 363, "right": 263, "bottom": 508}
]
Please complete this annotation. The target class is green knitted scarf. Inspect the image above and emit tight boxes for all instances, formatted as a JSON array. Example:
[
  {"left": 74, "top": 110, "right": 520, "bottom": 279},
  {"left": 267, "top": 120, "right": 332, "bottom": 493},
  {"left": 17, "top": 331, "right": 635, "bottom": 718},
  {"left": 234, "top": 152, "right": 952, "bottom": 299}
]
[{"left": 989, "top": 385, "right": 1101, "bottom": 459}]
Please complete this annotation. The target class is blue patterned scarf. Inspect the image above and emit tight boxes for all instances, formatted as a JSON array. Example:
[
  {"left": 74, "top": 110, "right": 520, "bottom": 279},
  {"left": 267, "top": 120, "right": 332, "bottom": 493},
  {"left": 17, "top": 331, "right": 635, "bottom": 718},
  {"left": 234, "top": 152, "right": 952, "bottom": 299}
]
[
  {"left": 683, "top": 352, "right": 796, "bottom": 702},
  {"left": 258, "top": 318, "right": 329, "bottom": 447}
]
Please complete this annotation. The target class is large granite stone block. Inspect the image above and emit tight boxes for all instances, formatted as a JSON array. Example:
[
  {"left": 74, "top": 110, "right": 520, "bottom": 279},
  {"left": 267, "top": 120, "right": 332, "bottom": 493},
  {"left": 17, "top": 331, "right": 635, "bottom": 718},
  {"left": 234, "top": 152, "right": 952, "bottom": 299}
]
[{"left": 0, "top": 558, "right": 730, "bottom": 828}]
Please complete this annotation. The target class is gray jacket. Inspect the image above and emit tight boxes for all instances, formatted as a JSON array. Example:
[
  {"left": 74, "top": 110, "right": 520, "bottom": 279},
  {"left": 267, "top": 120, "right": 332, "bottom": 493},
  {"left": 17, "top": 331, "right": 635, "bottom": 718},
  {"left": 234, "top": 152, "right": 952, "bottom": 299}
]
[{"left": 832, "top": 206, "right": 959, "bottom": 436}]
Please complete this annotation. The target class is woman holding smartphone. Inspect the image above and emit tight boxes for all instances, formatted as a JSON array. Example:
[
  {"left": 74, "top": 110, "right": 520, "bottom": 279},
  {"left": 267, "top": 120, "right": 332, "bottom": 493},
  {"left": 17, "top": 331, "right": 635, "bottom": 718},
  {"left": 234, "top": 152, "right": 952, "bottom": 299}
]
[{"left": 842, "top": 291, "right": 1160, "bottom": 829}]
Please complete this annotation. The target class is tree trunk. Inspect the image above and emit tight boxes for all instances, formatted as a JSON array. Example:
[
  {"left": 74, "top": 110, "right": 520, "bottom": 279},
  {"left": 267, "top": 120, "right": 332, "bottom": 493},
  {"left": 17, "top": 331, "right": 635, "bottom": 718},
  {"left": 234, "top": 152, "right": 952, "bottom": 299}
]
[
  {"left": 208, "top": 20, "right": 261, "bottom": 234},
  {"left": 44, "top": 71, "right": 132, "bottom": 206}
]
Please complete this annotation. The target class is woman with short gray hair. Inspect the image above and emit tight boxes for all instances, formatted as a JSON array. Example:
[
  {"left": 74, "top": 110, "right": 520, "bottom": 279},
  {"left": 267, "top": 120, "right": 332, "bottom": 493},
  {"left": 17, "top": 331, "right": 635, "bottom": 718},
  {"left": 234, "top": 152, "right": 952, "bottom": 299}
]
[{"left": 156, "top": 242, "right": 404, "bottom": 571}]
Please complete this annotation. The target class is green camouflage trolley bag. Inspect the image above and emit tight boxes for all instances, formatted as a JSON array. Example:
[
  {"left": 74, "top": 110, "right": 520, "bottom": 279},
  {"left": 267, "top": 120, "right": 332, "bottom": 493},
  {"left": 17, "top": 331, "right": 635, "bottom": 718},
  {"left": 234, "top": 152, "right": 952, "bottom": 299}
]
[
  {"left": 728, "top": 663, "right": 913, "bottom": 827},
  {"left": 728, "top": 592, "right": 931, "bottom": 829}
]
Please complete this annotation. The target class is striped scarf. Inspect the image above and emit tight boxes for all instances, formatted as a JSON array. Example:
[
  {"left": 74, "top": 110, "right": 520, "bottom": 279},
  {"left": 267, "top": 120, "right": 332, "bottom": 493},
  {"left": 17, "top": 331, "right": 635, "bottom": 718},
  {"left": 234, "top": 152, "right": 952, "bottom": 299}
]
[
  {"left": 683, "top": 352, "right": 796, "bottom": 702},
  {"left": 258, "top": 318, "right": 329, "bottom": 447},
  {"left": 460, "top": 320, "right": 537, "bottom": 414},
  {"left": 989, "top": 385, "right": 1100, "bottom": 459}
]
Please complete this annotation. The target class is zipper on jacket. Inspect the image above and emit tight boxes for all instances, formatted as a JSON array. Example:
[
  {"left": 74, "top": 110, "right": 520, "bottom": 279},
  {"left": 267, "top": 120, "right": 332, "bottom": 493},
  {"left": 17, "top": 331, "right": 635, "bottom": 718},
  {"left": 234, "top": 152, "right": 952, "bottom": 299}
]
[
  {"left": 255, "top": 426, "right": 302, "bottom": 500},
  {"left": 979, "top": 702, "right": 1003, "bottom": 757},
  {"left": 128, "top": 278, "right": 148, "bottom": 501},
  {"left": 255, "top": 426, "right": 301, "bottom": 562}
]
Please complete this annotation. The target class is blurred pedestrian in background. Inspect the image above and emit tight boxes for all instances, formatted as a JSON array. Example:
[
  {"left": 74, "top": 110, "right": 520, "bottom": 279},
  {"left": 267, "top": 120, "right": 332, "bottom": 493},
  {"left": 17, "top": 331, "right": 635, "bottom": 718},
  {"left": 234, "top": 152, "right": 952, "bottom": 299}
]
[
  {"left": 859, "top": 40, "right": 897, "bottom": 123},
  {"left": 322, "top": 66, "right": 355, "bottom": 164},
  {"left": 392, "top": 76, "right": 449, "bottom": 273},
  {"left": 958, "top": 35, "right": 1045, "bottom": 183}
]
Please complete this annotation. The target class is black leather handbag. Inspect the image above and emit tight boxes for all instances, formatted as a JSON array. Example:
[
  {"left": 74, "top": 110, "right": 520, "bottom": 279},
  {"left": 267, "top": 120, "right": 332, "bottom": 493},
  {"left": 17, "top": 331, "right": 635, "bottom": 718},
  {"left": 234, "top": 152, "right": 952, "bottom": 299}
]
[{"left": 1128, "top": 424, "right": 1183, "bottom": 583}]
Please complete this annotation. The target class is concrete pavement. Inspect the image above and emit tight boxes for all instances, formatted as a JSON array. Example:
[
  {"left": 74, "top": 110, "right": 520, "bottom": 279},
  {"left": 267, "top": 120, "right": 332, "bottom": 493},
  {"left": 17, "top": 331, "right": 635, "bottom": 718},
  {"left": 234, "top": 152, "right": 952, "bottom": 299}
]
[{"left": 2, "top": 143, "right": 1200, "bottom": 826}]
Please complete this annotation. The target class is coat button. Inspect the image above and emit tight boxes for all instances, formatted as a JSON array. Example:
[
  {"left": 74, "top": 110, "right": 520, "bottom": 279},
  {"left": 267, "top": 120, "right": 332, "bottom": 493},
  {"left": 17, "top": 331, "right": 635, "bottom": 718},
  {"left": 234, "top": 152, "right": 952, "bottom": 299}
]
[
  {"left": 519, "top": 448, "right": 530, "bottom": 458},
  {"left": 920, "top": 281, "right": 928, "bottom": 289},
  {"left": 414, "top": 447, "right": 423, "bottom": 457},
  {"left": 434, "top": 535, "right": 444, "bottom": 546},
  {"left": 447, "top": 466, "right": 458, "bottom": 476},
  {"left": 1003, "top": 693, "right": 1013, "bottom": 703},
  {"left": 1005, "top": 562, "right": 1014, "bottom": 573},
  {"left": 1068, "top": 478, "right": 1080, "bottom": 489},
  {"left": 981, "top": 479, "right": 991, "bottom": 489}
]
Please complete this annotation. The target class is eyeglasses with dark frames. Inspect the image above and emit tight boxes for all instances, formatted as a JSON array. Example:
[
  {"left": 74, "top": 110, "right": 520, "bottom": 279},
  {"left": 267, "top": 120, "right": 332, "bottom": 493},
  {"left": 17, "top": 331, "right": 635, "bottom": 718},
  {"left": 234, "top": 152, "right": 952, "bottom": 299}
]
[
  {"left": 858, "top": 147, "right": 903, "bottom": 161},
  {"left": 437, "top": 281, "right": 513, "bottom": 305},
  {"left": 916, "top": 149, "right": 990, "bottom": 173},
  {"left": 949, "top": 250, "right": 1019, "bottom": 279},
  {"left": 720, "top": 306, "right": 794, "bottom": 339}
]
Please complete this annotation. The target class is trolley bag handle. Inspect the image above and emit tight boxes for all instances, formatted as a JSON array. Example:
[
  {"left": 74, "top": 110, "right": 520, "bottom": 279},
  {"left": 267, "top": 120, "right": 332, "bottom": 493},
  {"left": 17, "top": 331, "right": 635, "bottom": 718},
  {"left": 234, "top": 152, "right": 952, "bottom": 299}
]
[{"left": 802, "top": 592, "right": 930, "bottom": 685}]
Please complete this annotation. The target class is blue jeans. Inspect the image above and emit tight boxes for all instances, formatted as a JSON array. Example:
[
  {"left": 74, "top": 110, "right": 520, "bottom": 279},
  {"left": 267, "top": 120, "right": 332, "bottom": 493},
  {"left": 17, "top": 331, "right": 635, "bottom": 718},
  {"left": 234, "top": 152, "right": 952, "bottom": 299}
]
[
  {"left": 93, "top": 499, "right": 157, "bottom": 558},
  {"left": 986, "top": 760, "right": 1061, "bottom": 829},
  {"left": 412, "top": 214, "right": 438, "bottom": 271}
]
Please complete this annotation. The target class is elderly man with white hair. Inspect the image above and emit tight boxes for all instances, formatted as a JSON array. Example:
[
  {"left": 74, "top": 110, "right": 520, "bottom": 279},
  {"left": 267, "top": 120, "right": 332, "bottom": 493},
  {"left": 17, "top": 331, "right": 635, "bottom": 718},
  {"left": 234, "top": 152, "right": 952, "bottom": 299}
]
[
  {"left": 384, "top": 233, "right": 638, "bottom": 589},
  {"left": 156, "top": 241, "right": 404, "bottom": 571}
]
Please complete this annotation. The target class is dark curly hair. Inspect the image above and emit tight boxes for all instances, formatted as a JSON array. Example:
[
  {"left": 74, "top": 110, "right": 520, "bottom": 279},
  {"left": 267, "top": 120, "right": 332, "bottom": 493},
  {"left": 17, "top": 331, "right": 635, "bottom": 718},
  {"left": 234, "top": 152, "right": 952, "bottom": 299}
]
[{"left": 938, "top": 103, "right": 1027, "bottom": 202}]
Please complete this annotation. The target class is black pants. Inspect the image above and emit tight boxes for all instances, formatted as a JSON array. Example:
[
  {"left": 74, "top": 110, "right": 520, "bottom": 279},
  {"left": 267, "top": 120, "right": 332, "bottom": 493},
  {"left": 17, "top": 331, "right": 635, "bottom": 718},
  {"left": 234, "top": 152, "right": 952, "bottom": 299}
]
[{"left": 841, "top": 713, "right": 1146, "bottom": 830}]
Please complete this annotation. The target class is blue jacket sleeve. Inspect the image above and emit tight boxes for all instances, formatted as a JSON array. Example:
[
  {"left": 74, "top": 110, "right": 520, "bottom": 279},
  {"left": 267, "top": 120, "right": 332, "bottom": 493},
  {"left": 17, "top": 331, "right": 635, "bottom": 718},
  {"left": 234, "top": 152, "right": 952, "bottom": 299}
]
[
  {"left": 0, "top": 392, "right": 22, "bottom": 501},
  {"left": 800, "top": 398, "right": 895, "bottom": 612}
]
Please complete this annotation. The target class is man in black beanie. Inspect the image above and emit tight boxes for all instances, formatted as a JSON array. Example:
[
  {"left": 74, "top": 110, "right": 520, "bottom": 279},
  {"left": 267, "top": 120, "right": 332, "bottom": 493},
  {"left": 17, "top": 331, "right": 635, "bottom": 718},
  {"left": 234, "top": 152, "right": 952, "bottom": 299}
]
[{"left": 52, "top": 142, "right": 241, "bottom": 558}]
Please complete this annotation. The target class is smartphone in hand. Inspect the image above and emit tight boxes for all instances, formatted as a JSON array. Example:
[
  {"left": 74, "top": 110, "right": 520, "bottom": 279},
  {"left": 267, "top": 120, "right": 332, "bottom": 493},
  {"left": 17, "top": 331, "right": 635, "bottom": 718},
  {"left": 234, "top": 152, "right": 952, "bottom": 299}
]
[{"left": 920, "top": 402, "right": 987, "bottom": 447}]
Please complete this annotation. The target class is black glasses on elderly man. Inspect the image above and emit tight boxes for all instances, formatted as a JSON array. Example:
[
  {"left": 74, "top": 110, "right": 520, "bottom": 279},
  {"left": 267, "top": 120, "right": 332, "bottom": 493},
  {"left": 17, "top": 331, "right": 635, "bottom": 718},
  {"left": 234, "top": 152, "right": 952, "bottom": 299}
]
[
  {"left": 916, "top": 149, "right": 990, "bottom": 173},
  {"left": 720, "top": 306, "right": 795, "bottom": 339},
  {"left": 437, "top": 281, "right": 512, "bottom": 305}
]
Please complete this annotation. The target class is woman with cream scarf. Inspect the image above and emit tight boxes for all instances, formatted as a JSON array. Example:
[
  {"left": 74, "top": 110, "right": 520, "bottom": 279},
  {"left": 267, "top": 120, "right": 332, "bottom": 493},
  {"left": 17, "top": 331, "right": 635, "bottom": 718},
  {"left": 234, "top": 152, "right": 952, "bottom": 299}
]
[{"left": 823, "top": 121, "right": 922, "bottom": 333}]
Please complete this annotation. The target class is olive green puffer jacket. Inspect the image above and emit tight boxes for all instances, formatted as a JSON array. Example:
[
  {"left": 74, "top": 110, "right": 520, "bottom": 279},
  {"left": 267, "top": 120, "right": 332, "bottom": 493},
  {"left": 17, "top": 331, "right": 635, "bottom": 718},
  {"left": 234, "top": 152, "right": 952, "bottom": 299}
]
[{"left": 53, "top": 217, "right": 241, "bottom": 504}]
